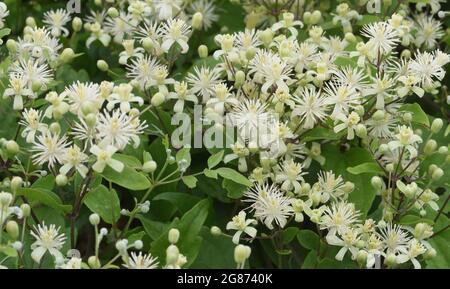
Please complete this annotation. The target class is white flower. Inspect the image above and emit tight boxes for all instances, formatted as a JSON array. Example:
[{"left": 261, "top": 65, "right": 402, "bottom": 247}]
[
  {"left": 333, "top": 111, "right": 360, "bottom": 140},
  {"left": 224, "top": 142, "right": 250, "bottom": 172},
  {"left": 118, "top": 40, "right": 145, "bottom": 65},
  {"left": 292, "top": 87, "right": 328, "bottom": 129},
  {"left": 260, "top": 54, "right": 292, "bottom": 93},
  {"left": 59, "top": 145, "right": 89, "bottom": 178},
  {"left": 0, "top": 2, "right": 9, "bottom": 29},
  {"left": 10, "top": 59, "right": 53, "bottom": 90},
  {"left": 59, "top": 257, "right": 82, "bottom": 269},
  {"left": 104, "top": 12, "right": 134, "bottom": 44},
  {"left": 86, "top": 22, "right": 111, "bottom": 48},
  {"left": 31, "top": 132, "right": 70, "bottom": 169},
  {"left": 107, "top": 83, "right": 143, "bottom": 112},
  {"left": 127, "top": 56, "right": 162, "bottom": 91},
  {"left": 396, "top": 239, "right": 426, "bottom": 269},
  {"left": 361, "top": 21, "right": 399, "bottom": 55},
  {"left": 317, "top": 171, "right": 347, "bottom": 202},
  {"left": 44, "top": 91, "right": 70, "bottom": 119},
  {"left": 19, "top": 108, "right": 48, "bottom": 143},
  {"left": 124, "top": 252, "right": 159, "bottom": 269},
  {"left": 30, "top": 223, "right": 66, "bottom": 264},
  {"left": 326, "top": 227, "right": 361, "bottom": 261},
  {"left": 43, "top": 9, "right": 71, "bottom": 37},
  {"left": 388, "top": 125, "right": 422, "bottom": 157},
  {"left": 378, "top": 223, "right": 411, "bottom": 255},
  {"left": 154, "top": 0, "right": 182, "bottom": 20},
  {"left": 186, "top": 66, "right": 221, "bottom": 103},
  {"left": 303, "top": 142, "right": 325, "bottom": 168},
  {"left": 158, "top": 18, "right": 191, "bottom": 54},
  {"left": 364, "top": 74, "right": 395, "bottom": 109},
  {"left": 244, "top": 183, "right": 294, "bottom": 229},
  {"left": 188, "top": 0, "right": 219, "bottom": 30},
  {"left": 409, "top": 50, "right": 449, "bottom": 89},
  {"left": 275, "top": 159, "right": 306, "bottom": 193},
  {"left": 320, "top": 202, "right": 360, "bottom": 237},
  {"left": 96, "top": 109, "right": 147, "bottom": 150},
  {"left": 167, "top": 81, "right": 198, "bottom": 113},
  {"left": 62, "top": 81, "right": 102, "bottom": 115},
  {"left": 414, "top": 14, "right": 444, "bottom": 49},
  {"left": 414, "top": 189, "right": 440, "bottom": 211},
  {"left": 324, "top": 83, "right": 360, "bottom": 119},
  {"left": 90, "top": 145, "right": 124, "bottom": 173},
  {"left": 226, "top": 211, "right": 257, "bottom": 244},
  {"left": 271, "top": 12, "right": 303, "bottom": 36},
  {"left": 3, "top": 73, "right": 33, "bottom": 110},
  {"left": 207, "top": 83, "right": 238, "bottom": 114}
]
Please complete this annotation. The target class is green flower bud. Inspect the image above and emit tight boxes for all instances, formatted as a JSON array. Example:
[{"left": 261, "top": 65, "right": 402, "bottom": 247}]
[
  {"left": 192, "top": 12, "right": 203, "bottom": 30},
  {"left": 107, "top": 7, "right": 119, "bottom": 18},
  {"left": 88, "top": 256, "right": 101, "bottom": 269},
  {"left": 81, "top": 101, "right": 97, "bottom": 115},
  {"left": 424, "top": 139, "right": 437, "bottom": 155},
  {"left": 371, "top": 176, "right": 383, "bottom": 190},
  {"left": 245, "top": 47, "right": 256, "bottom": 60},
  {"left": 303, "top": 12, "right": 312, "bottom": 24},
  {"left": 151, "top": 92, "right": 165, "bottom": 107},
  {"left": 55, "top": 174, "right": 68, "bottom": 187},
  {"left": 89, "top": 213, "right": 100, "bottom": 226},
  {"left": 210, "top": 226, "right": 222, "bottom": 236},
  {"left": 310, "top": 10, "right": 322, "bottom": 24},
  {"left": 344, "top": 32, "right": 356, "bottom": 42},
  {"left": 372, "top": 110, "right": 385, "bottom": 121},
  {"left": 198, "top": 45, "right": 208, "bottom": 58},
  {"left": 85, "top": 113, "right": 97, "bottom": 128},
  {"left": 26, "top": 17, "right": 36, "bottom": 27},
  {"left": 402, "top": 112, "right": 412, "bottom": 123},
  {"left": 31, "top": 80, "right": 43, "bottom": 92},
  {"left": 234, "top": 244, "right": 251, "bottom": 264},
  {"left": 166, "top": 244, "right": 180, "bottom": 265},
  {"left": 401, "top": 49, "right": 411, "bottom": 59},
  {"left": 6, "top": 39, "right": 17, "bottom": 53},
  {"left": 5, "top": 140, "right": 20, "bottom": 155},
  {"left": 431, "top": 168, "right": 444, "bottom": 180},
  {"left": 142, "top": 37, "right": 154, "bottom": 52},
  {"left": 60, "top": 48, "right": 75, "bottom": 63},
  {"left": 10, "top": 176, "right": 23, "bottom": 192},
  {"left": 431, "top": 118, "right": 443, "bottom": 133},
  {"left": 355, "top": 124, "right": 367, "bottom": 138},
  {"left": 379, "top": 144, "right": 389, "bottom": 154},
  {"left": 356, "top": 250, "right": 367, "bottom": 265},
  {"left": 49, "top": 122, "right": 61, "bottom": 135},
  {"left": 386, "top": 163, "right": 394, "bottom": 173},
  {"left": 20, "top": 203, "right": 31, "bottom": 217},
  {"left": 142, "top": 161, "right": 157, "bottom": 173},
  {"left": 6, "top": 220, "right": 19, "bottom": 239},
  {"left": 343, "top": 181, "right": 354, "bottom": 193},
  {"left": 259, "top": 28, "right": 273, "bottom": 46},
  {"left": 0, "top": 192, "right": 13, "bottom": 206},
  {"left": 234, "top": 70, "right": 245, "bottom": 88},
  {"left": 168, "top": 228, "right": 180, "bottom": 244},
  {"left": 438, "top": 146, "right": 448, "bottom": 154},
  {"left": 385, "top": 253, "right": 397, "bottom": 267},
  {"left": 72, "top": 17, "right": 82, "bottom": 32},
  {"left": 97, "top": 60, "right": 109, "bottom": 72}
]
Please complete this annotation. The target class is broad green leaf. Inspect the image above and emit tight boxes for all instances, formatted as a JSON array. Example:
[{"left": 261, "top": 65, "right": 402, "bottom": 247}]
[
  {"left": 302, "top": 126, "right": 343, "bottom": 142},
  {"left": 399, "top": 103, "right": 430, "bottom": 127},
  {"left": 297, "top": 230, "right": 320, "bottom": 250},
  {"left": 0, "top": 28, "right": 11, "bottom": 39},
  {"left": 150, "top": 199, "right": 210, "bottom": 268},
  {"left": 152, "top": 192, "right": 201, "bottom": 214},
  {"left": 83, "top": 185, "right": 120, "bottom": 224},
  {"left": 203, "top": 168, "right": 218, "bottom": 179},
  {"left": 176, "top": 147, "right": 191, "bottom": 167},
  {"left": 137, "top": 216, "right": 171, "bottom": 240},
  {"left": 207, "top": 150, "right": 224, "bottom": 169},
  {"left": 31, "top": 175, "right": 55, "bottom": 191},
  {"left": 16, "top": 188, "right": 71, "bottom": 214},
  {"left": 399, "top": 214, "right": 434, "bottom": 225},
  {"left": 347, "top": 162, "right": 384, "bottom": 175},
  {"left": 114, "top": 154, "right": 142, "bottom": 168},
  {"left": 302, "top": 251, "right": 318, "bottom": 269},
  {"left": 182, "top": 175, "right": 198, "bottom": 188},
  {"left": 216, "top": 167, "right": 252, "bottom": 187},
  {"left": 100, "top": 164, "right": 151, "bottom": 191},
  {"left": 222, "top": 178, "right": 247, "bottom": 199},
  {"left": 281, "top": 227, "right": 300, "bottom": 244},
  {"left": 190, "top": 228, "right": 235, "bottom": 269}
]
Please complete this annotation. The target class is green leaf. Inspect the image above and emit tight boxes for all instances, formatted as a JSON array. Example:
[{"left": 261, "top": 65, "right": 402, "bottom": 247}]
[
  {"left": 152, "top": 192, "right": 201, "bottom": 214},
  {"left": 137, "top": 216, "right": 171, "bottom": 240},
  {"left": 347, "top": 162, "right": 384, "bottom": 175},
  {"left": 100, "top": 164, "right": 151, "bottom": 191},
  {"left": 83, "top": 185, "right": 120, "bottom": 224},
  {"left": 399, "top": 214, "right": 434, "bottom": 226},
  {"left": 281, "top": 227, "right": 299, "bottom": 244},
  {"left": 399, "top": 103, "right": 430, "bottom": 127},
  {"left": 31, "top": 175, "right": 55, "bottom": 191},
  {"left": 181, "top": 175, "right": 198, "bottom": 188},
  {"left": 176, "top": 147, "right": 191, "bottom": 167},
  {"left": 0, "top": 28, "right": 11, "bottom": 39},
  {"left": 297, "top": 230, "right": 320, "bottom": 250},
  {"left": 302, "top": 126, "right": 343, "bottom": 142},
  {"left": 222, "top": 178, "right": 247, "bottom": 199},
  {"left": 207, "top": 150, "right": 224, "bottom": 169},
  {"left": 302, "top": 251, "right": 318, "bottom": 269},
  {"left": 113, "top": 154, "right": 141, "bottom": 168},
  {"left": 150, "top": 199, "right": 210, "bottom": 268},
  {"left": 216, "top": 167, "right": 252, "bottom": 187},
  {"left": 203, "top": 168, "right": 218, "bottom": 179},
  {"left": 16, "top": 188, "right": 71, "bottom": 214}
]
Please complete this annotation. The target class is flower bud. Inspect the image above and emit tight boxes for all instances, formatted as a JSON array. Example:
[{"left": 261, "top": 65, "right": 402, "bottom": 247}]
[
  {"left": 372, "top": 110, "right": 385, "bottom": 121},
  {"left": 6, "top": 220, "right": 19, "bottom": 239},
  {"left": 343, "top": 181, "right": 354, "bottom": 193},
  {"left": 431, "top": 118, "right": 443, "bottom": 133},
  {"left": 234, "top": 70, "right": 245, "bottom": 88},
  {"left": 168, "top": 228, "right": 180, "bottom": 244},
  {"left": 385, "top": 253, "right": 397, "bottom": 267},
  {"left": 310, "top": 10, "right": 322, "bottom": 24},
  {"left": 356, "top": 250, "right": 367, "bottom": 265},
  {"left": 115, "top": 240, "right": 128, "bottom": 253},
  {"left": 371, "top": 176, "right": 383, "bottom": 190},
  {"left": 424, "top": 248, "right": 436, "bottom": 260},
  {"left": 198, "top": 45, "right": 208, "bottom": 58},
  {"left": 0, "top": 192, "right": 13, "bottom": 206},
  {"left": 401, "top": 49, "right": 411, "bottom": 59},
  {"left": 402, "top": 112, "right": 412, "bottom": 123},
  {"left": 210, "top": 226, "right": 222, "bottom": 236},
  {"left": 60, "top": 48, "right": 75, "bottom": 63},
  {"left": 428, "top": 164, "right": 438, "bottom": 176},
  {"left": 344, "top": 32, "right": 356, "bottom": 42},
  {"left": 134, "top": 240, "right": 143, "bottom": 250},
  {"left": 97, "top": 60, "right": 109, "bottom": 72},
  {"left": 142, "top": 161, "right": 157, "bottom": 173},
  {"left": 424, "top": 139, "right": 438, "bottom": 155},
  {"left": 303, "top": 12, "right": 311, "bottom": 24},
  {"left": 355, "top": 124, "right": 367, "bottom": 138},
  {"left": 107, "top": 7, "right": 119, "bottom": 18},
  {"left": 438, "top": 146, "right": 448, "bottom": 154},
  {"left": 85, "top": 113, "right": 97, "bottom": 127},
  {"left": 259, "top": 28, "right": 273, "bottom": 46},
  {"left": 72, "top": 17, "right": 82, "bottom": 32},
  {"left": 6, "top": 140, "right": 20, "bottom": 155},
  {"left": 6, "top": 39, "right": 17, "bottom": 53},
  {"left": 151, "top": 92, "right": 165, "bottom": 107},
  {"left": 386, "top": 163, "right": 394, "bottom": 173},
  {"left": 88, "top": 256, "right": 101, "bottom": 269},
  {"left": 55, "top": 174, "right": 68, "bottom": 187},
  {"left": 49, "top": 122, "right": 61, "bottom": 135},
  {"left": 166, "top": 244, "right": 180, "bottom": 264},
  {"left": 10, "top": 176, "right": 23, "bottom": 192},
  {"left": 21, "top": 204, "right": 31, "bottom": 217},
  {"left": 26, "top": 17, "right": 36, "bottom": 27},
  {"left": 234, "top": 244, "right": 251, "bottom": 264},
  {"left": 89, "top": 213, "right": 100, "bottom": 226},
  {"left": 192, "top": 12, "right": 203, "bottom": 30},
  {"left": 379, "top": 144, "right": 389, "bottom": 154},
  {"left": 432, "top": 168, "right": 444, "bottom": 180}
]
